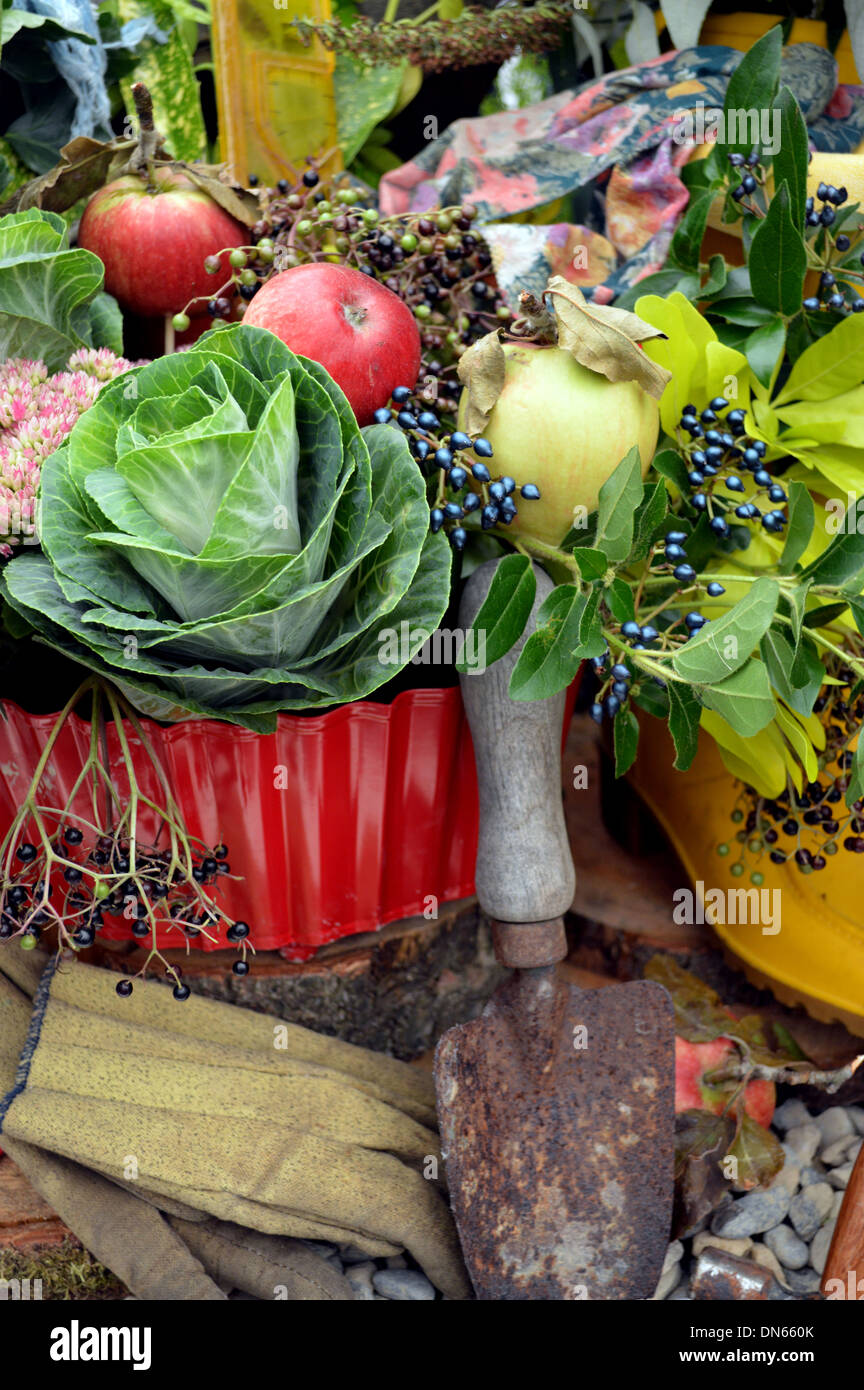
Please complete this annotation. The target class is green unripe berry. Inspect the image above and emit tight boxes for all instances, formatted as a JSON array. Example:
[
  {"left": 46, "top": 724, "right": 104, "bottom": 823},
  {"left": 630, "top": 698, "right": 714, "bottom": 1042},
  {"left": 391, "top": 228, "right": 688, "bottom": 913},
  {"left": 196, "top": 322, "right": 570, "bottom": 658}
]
[
  {"left": 436, "top": 213, "right": 452, "bottom": 232},
  {"left": 750, "top": 872, "right": 764, "bottom": 886},
  {"left": 730, "top": 862, "right": 744, "bottom": 877},
  {"left": 444, "top": 233, "right": 461, "bottom": 250},
  {"left": 417, "top": 238, "right": 433, "bottom": 255},
  {"left": 748, "top": 838, "right": 761, "bottom": 853},
  {"left": 335, "top": 235, "right": 350, "bottom": 253},
  {"left": 296, "top": 220, "right": 313, "bottom": 236},
  {"left": 415, "top": 303, "right": 431, "bottom": 320},
  {"left": 317, "top": 212, "right": 334, "bottom": 226},
  {"left": 94, "top": 880, "right": 110, "bottom": 900},
  {"left": 20, "top": 933, "right": 36, "bottom": 950},
  {"left": 257, "top": 245, "right": 275, "bottom": 264},
  {"left": 400, "top": 233, "right": 418, "bottom": 253},
  {"left": 172, "top": 312, "right": 191, "bottom": 333},
  {"left": 229, "top": 249, "right": 247, "bottom": 270},
  {"left": 716, "top": 842, "right": 730, "bottom": 856},
  {"left": 239, "top": 268, "right": 257, "bottom": 287},
  {"left": 315, "top": 201, "right": 331, "bottom": 214},
  {"left": 731, "top": 809, "right": 744, "bottom": 823},
  {"left": 824, "top": 840, "right": 839, "bottom": 855},
  {"left": 362, "top": 208, "right": 379, "bottom": 226},
  {"left": 496, "top": 305, "right": 512, "bottom": 320}
]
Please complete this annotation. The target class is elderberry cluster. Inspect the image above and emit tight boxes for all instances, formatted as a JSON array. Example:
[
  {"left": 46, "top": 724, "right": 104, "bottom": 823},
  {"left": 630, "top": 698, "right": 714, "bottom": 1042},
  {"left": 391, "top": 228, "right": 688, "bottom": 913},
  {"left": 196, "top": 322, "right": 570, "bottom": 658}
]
[
  {"left": 676, "top": 397, "right": 788, "bottom": 537},
  {"left": 718, "top": 670, "right": 864, "bottom": 877},
  {"left": 376, "top": 384, "right": 541, "bottom": 549},
  {"left": 0, "top": 829, "right": 252, "bottom": 996}
]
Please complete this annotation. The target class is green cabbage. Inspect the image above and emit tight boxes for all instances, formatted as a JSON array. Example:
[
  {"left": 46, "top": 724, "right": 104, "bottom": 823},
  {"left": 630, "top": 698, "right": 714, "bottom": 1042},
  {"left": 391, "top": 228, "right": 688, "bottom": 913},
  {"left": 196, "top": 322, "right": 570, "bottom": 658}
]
[{"left": 1, "top": 322, "right": 451, "bottom": 731}]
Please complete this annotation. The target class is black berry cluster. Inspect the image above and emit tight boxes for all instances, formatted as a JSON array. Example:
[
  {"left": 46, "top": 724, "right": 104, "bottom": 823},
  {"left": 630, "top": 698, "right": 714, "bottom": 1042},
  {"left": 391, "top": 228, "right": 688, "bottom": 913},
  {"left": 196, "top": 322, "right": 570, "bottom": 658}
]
[{"left": 676, "top": 397, "right": 787, "bottom": 537}]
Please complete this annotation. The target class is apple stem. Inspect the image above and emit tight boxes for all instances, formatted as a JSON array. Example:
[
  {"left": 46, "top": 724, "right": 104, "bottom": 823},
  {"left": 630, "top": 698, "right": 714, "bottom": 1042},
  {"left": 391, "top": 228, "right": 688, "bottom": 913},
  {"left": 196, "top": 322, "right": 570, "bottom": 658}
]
[{"left": 123, "top": 82, "right": 163, "bottom": 181}]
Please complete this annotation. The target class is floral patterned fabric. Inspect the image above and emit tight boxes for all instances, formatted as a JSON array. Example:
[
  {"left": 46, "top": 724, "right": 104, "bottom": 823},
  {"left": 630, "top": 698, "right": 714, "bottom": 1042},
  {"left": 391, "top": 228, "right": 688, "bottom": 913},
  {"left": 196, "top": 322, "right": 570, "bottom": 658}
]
[{"left": 379, "top": 44, "right": 864, "bottom": 304}]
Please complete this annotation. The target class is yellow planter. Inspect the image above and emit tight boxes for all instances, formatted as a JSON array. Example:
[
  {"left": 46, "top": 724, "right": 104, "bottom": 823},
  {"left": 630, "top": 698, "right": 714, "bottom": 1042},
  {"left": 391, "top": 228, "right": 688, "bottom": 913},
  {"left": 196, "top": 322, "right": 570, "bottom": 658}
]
[
  {"left": 627, "top": 717, "right": 864, "bottom": 1037},
  {"left": 700, "top": 11, "right": 861, "bottom": 85}
]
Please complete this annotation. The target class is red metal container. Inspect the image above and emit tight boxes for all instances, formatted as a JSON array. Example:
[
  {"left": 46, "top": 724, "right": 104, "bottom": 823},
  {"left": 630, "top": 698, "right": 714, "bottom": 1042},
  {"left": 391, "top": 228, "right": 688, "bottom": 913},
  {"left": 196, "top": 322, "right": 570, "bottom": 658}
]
[{"left": 0, "top": 684, "right": 576, "bottom": 960}]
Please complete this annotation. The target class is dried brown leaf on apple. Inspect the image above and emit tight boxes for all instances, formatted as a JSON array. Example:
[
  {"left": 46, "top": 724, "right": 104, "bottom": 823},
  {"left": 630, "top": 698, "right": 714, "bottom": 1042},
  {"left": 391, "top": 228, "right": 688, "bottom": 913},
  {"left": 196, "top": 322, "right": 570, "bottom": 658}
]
[
  {"left": 180, "top": 166, "right": 260, "bottom": 228},
  {"left": 1, "top": 136, "right": 137, "bottom": 217},
  {"left": 457, "top": 329, "right": 507, "bottom": 435},
  {"left": 645, "top": 954, "right": 739, "bottom": 1044},
  {"left": 546, "top": 274, "right": 673, "bottom": 400},
  {"left": 673, "top": 1108, "right": 736, "bottom": 1239}
]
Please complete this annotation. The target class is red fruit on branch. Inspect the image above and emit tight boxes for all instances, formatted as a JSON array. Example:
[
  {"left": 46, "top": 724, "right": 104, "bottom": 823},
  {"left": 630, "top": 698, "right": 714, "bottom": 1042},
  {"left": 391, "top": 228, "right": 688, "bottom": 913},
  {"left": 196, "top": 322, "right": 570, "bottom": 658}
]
[
  {"left": 78, "top": 169, "right": 246, "bottom": 318},
  {"left": 243, "top": 262, "right": 421, "bottom": 425},
  {"left": 674, "top": 1035, "right": 776, "bottom": 1128}
]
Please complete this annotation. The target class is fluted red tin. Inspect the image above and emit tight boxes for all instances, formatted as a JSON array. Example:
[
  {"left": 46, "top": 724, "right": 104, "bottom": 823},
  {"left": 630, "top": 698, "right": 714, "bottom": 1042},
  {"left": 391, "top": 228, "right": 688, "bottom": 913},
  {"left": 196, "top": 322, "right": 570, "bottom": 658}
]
[{"left": 0, "top": 683, "right": 577, "bottom": 959}]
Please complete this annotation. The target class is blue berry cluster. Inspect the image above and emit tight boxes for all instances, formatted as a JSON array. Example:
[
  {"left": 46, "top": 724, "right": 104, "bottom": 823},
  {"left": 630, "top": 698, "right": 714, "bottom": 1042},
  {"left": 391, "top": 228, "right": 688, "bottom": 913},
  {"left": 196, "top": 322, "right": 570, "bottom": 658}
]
[
  {"left": 374, "top": 385, "right": 541, "bottom": 550},
  {"left": 801, "top": 184, "right": 864, "bottom": 316},
  {"left": 727, "top": 148, "right": 761, "bottom": 204},
  {"left": 589, "top": 658, "right": 633, "bottom": 723},
  {"left": 676, "top": 397, "right": 787, "bottom": 536}
]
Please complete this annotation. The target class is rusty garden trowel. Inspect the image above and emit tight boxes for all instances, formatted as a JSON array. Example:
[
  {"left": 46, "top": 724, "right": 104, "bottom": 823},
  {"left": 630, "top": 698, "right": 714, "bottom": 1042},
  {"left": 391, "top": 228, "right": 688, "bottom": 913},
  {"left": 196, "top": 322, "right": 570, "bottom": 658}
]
[{"left": 434, "top": 559, "right": 676, "bottom": 1301}]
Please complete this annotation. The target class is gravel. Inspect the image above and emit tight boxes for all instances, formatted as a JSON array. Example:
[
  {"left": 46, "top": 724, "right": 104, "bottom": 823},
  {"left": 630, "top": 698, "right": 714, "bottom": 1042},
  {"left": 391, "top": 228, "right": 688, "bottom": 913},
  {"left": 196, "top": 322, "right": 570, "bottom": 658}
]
[
  {"left": 372, "top": 1269, "right": 436, "bottom": 1301},
  {"left": 655, "top": 1098, "right": 858, "bottom": 1301}
]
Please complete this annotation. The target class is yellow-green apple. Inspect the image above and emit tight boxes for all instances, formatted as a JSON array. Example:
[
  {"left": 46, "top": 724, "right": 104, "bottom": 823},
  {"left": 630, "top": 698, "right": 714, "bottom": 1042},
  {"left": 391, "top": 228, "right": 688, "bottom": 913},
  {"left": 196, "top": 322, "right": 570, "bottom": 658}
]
[
  {"left": 459, "top": 342, "right": 659, "bottom": 547},
  {"left": 78, "top": 169, "right": 246, "bottom": 318},
  {"left": 243, "top": 262, "right": 421, "bottom": 426},
  {"left": 675, "top": 1035, "right": 776, "bottom": 1128}
]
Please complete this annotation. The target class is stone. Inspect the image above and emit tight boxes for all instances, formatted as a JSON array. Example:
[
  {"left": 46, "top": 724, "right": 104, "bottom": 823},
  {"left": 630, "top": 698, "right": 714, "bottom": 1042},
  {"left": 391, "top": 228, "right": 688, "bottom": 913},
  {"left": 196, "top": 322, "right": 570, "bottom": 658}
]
[
  {"left": 385, "top": 1254, "right": 408, "bottom": 1270},
  {"left": 821, "top": 1137, "right": 856, "bottom": 1166},
  {"left": 828, "top": 1162, "right": 853, "bottom": 1189},
  {"left": 692, "top": 1232, "right": 753, "bottom": 1259},
  {"left": 789, "top": 1183, "right": 834, "bottom": 1241},
  {"left": 814, "top": 1107, "right": 855, "bottom": 1145},
  {"left": 667, "top": 1284, "right": 691, "bottom": 1301},
  {"left": 750, "top": 1243, "right": 791, "bottom": 1290},
  {"left": 340, "top": 1244, "right": 378, "bottom": 1265},
  {"left": 764, "top": 1223, "right": 809, "bottom": 1270},
  {"left": 711, "top": 1187, "right": 790, "bottom": 1238},
  {"left": 809, "top": 1225, "right": 834, "bottom": 1275},
  {"left": 772, "top": 1099, "right": 810, "bottom": 1132},
  {"left": 848, "top": 1105, "right": 864, "bottom": 1135},
  {"left": 771, "top": 1161, "right": 801, "bottom": 1194},
  {"left": 372, "top": 1269, "right": 436, "bottom": 1301},
  {"left": 345, "top": 1261, "right": 376, "bottom": 1301},
  {"left": 799, "top": 1164, "right": 826, "bottom": 1187},
  {"left": 846, "top": 1138, "right": 862, "bottom": 1164},
  {"left": 652, "top": 1261, "right": 681, "bottom": 1301},
  {"left": 783, "top": 1124, "right": 821, "bottom": 1165},
  {"left": 302, "top": 1240, "right": 338, "bottom": 1258},
  {"left": 662, "top": 1241, "right": 684, "bottom": 1275},
  {"left": 831, "top": 1190, "right": 845, "bottom": 1220},
  {"left": 786, "top": 1267, "right": 822, "bottom": 1295}
]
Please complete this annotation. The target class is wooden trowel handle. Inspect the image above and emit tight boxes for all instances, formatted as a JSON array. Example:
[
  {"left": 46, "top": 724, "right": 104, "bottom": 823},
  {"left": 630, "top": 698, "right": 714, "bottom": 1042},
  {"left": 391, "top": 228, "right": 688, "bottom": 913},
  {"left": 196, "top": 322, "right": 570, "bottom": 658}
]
[{"left": 458, "top": 558, "right": 576, "bottom": 927}]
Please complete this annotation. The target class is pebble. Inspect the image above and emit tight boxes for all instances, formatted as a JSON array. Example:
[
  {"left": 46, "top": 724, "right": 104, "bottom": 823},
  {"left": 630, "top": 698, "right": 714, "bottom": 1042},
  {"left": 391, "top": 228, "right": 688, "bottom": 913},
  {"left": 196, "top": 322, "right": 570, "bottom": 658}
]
[
  {"left": 764, "top": 1223, "right": 809, "bottom": 1270},
  {"left": 831, "top": 1190, "right": 845, "bottom": 1220},
  {"left": 847, "top": 1138, "right": 862, "bottom": 1164},
  {"left": 820, "top": 1136, "right": 856, "bottom": 1166},
  {"left": 783, "top": 1123, "right": 821, "bottom": 1165},
  {"left": 372, "top": 1269, "right": 436, "bottom": 1301},
  {"left": 345, "top": 1261, "right": 376, "bottom": 1301},
  {"left": 711, "top": 1186, "right": 790, "bottom": 1238},
  {"left": 789, "top": 1182, "right": 834, "bottom": 1241},
  {"left": 798, "top": 1164, "right": 825, "bottom": 1187},
  {"left": 814, "top": 1107, "right": 855, "bottom": 1145},
  {"left": 662, "top": 1241, "right": 684, "bottom": 1275},
  {"left": 772, "top": 1099, "right": 810, "bottom": 1131},
  {"left": 667, "top": 1283, "right": 691, "bottom": 1301},
  {"left": 692, "top": 1233, "right": 752, "bottom": 1259},
  {"left": 750, "top": 1242, "right": 790, "bottom": 1289},
  {"left": 809, "top": 1225, "right": 833, "bottom": 1275},
  {"left": 786, "top": 1267, "right": 822, "bottom": 1295},
  {"left": 340, "top": 1244, "right": 377, "bottom": 1266},
  {"left": 847, "top": 1105, "right": 864, "bottom": 1135},
  {"left": 385, "top": 1255, "right": 408, "bottom": 1270},
  {"left": 828, "top": 1162, "right": 853, "bottom": 1189},
  {"left": 652, "top": 1260, "right": 682, "bottom": 1300},
  {"left": 772, "top": 1161, "right": 801, "bottom": 1194},
  {"left": 302, "top": 1240, "right": 338, "bottom": 1258}
]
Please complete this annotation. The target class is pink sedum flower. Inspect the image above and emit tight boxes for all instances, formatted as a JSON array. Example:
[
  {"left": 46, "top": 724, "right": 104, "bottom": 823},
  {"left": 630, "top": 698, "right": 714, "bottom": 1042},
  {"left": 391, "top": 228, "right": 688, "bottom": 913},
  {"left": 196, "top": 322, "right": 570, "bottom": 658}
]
[{"left": 0, "top": 350, "right": 136, "bottom": 557}]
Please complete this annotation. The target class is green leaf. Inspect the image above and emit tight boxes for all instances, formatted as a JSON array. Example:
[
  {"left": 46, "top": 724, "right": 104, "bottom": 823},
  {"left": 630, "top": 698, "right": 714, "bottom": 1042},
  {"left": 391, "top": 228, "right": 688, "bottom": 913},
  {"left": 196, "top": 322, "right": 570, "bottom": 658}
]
[
  {"left": 699, "top": 254, "right": 728, "bottom": 301},
  {"left": 700, "top": 659, "right": 776, "bottom": 736},
  {"left": 632, "top": 478, "right": 669, "bottom": 561},
  {"left": 614, "top": 268, "right": 700, "bottom": 312},
  {"left": 705, "top": 298, "right": 777, "bottom": 327},
  {"left": 509, "top": 584, "right": 588, "bottom": 701},
  {"left": 802, "top": 601, "right": 852, "bottom": 629},
  {"left": 772, "top": 86, "right": 808, "bottom": 232},
  {"left": 572, "top": 547, "right": 608, "bottom": 581},
  {"left": 668, "top": 682, "right": 701, "bottom": 771},
  {"left": 761, "top": 627, "right": 822, "bottom": 716},
  {"left": 803, "top": 528, "right": 864, "bottom": 587},
  {"left": 783, "top": 579, "right": 811, "bottom": 649},
  {"left": 779, "top": 481, "right": 814, "bottom": 574},
  {"left": 718, "top": 26, "right": 782, "bottom": 159},
  {"left": 605, "top": 576, "right": 635, "bottom": 624},
  {"left": 613, "top": 708, "right": 639, "bottom": 777},
  {"left": 0, "top": 209, "right": 107, "bottom": 370},
  {"left": 456, "top": 553, "right": 535, "bottom": 672},
  {"left": 335, "top": 56, "right": 406, "bottom": 166},
  {"left": 652, "top": 447, "right": 691, "bottom": 497},
  {"left": 745, "top": 320, "right": 786, "bottom": 390},
  {"left": 87, "top": 291, "right": 123, "bottom": 355},
  {"left": 593, "top": 446, "right": 644, "bottom": 563},
  {"left": 669, "top": 190, "right": 714, "bottom": 274},
  {"left": 118, "top": 0, "right": 205, "bottom": 161},
  {"left": 672, "top": 577, "right": 779, "bottom": 684},
  {"left": 747, "top": 181, "right": 807, "bottom": 317},
  {"left": 774, "top": 310, "right": 864, "bottom": 405},
  {"left": 847, "top": 740, "right": 864, "bottom": 807}
]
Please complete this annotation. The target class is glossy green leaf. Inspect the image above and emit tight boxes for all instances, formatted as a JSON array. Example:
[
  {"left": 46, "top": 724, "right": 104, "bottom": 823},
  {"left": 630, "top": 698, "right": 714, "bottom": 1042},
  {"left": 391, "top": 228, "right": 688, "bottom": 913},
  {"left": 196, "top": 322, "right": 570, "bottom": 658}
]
[
  {"left": 509, "top": 584, "right": 587, "bottom": 701},
  {"left": 774, "top": 311, "right": 864, "bottom": 405},
  {"left": 748, "top": 181, "right": 807, "bottom": 317},
  {"left": 672, "top": 577, "right": 779, "bottom": 684},
  {"left": 779, "top": 480, "right": 814, "bottom": 573},
  {"left": 668, "top": 681, "right": 701, "bottom": 771},
  {"left": 802, "top": 527, "right": 864, "bottom": 587},
  {"left": 594, "top": 445, "right": 645, "bottom": 561},
  {"left": 700, "top": 659, "right": 776, "bottom": 736},
  {"left": 772, "top": 86, "right": 808, "bottom": 232},
  {"left": 718, "top": 26, "right": 782, "bottom": 159},
  {"left": 456, "top": 553, "right": 535, "bottom": 672},
  {"left": 745, "top": 320, "right": 786, "bottom": 390},
  {"left": 613, "top": 708, "right": 639, "bottom": 777}
]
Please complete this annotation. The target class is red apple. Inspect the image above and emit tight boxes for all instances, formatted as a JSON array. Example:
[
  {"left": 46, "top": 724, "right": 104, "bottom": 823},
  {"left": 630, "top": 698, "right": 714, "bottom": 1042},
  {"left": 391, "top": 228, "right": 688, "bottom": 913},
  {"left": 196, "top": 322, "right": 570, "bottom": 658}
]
[
  {"left": 78, "top": 169, "right": 246, "bottom": 319},
  {"left": 243, "top": 263, "right": 421, "bottom": 425},
  {"left": 675, "top": 1035, "right": 775, "bottom": 1128}
]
